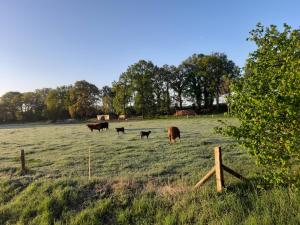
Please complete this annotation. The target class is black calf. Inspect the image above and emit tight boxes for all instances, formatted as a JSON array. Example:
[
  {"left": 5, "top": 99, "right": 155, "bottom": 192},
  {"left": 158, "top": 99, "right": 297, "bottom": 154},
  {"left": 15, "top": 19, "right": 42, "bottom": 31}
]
[
  {"left": 115, "top": 127, "right": 125, "bottom": 134},
  {"left": 140, "top": 131, "right": 151, "bottom": 139}
]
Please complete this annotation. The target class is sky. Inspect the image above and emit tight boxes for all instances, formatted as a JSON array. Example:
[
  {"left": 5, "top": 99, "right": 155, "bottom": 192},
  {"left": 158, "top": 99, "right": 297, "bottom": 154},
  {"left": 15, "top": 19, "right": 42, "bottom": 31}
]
[{"left": 0, "top": 0, "right": 299, "bottom": 96}]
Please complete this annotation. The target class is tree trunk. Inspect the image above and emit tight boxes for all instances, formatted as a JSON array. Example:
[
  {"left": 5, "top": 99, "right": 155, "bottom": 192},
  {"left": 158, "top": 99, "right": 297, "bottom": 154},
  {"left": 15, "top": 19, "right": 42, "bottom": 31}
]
[
  {"left": 167, "top": 87, "right": 171, "bottom": 114},
  {"left": 156, "top": 93, "right": 161, "bottom": 115},
  {"left": 196, "top": 99, "right": 202, "bottom": 112},
  {"left": 216, "top": 91, "right": 220, "bottom": 111},
  {"left": 195, "top": 90, "right": 202, "bottom": 112},
  {"left": 203, "top": 88, "right": 209, "bottom": 109},
  {"left": 123, "top": 102, "right": 126, "bottom": 115},
  {"left": 141, "top": 98, "right": 144, "bottom": 119},
  {"left": 178, "top": 90, "right": 183, "bottom": 109}
]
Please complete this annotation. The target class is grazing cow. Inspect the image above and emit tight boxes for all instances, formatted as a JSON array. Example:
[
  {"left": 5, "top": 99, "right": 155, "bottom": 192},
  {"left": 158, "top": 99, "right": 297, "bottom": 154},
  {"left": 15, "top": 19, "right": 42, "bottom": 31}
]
[
  {"left": 115, "top": 127, "right": 125, "bottom": 134},
  {"left": 100, "top": 122, "right": 109, "bottom": 130},
  {"left": 140, "top": 131, "right": 151, "bottom": 139},
  {"left": 168, "top": 127, "right": 180, "bottom": 143},
  {"left": 87, "top": 123, "right": 102, "bottom": 132},
  {"left": 87, "top": 122, "right": 109, "bottom": 132}
]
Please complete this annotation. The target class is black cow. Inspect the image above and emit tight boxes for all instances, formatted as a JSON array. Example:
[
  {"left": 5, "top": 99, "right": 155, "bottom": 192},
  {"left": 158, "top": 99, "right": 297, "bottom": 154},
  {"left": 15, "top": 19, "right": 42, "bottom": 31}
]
[
  {"left": 100, "top": 122, "right": 109, "bottom": 130},
  {"left": 140, "top": 131, "right": 151, "bottom": 139},
  {"left": 87, "top": 123, "right": 101, "bottom": 132},
  {"left": 87, "top": 122, "right": 109, "bottom": 132},
  {"left": 115, "top": 127, "right": 125, "bottom": 134}
]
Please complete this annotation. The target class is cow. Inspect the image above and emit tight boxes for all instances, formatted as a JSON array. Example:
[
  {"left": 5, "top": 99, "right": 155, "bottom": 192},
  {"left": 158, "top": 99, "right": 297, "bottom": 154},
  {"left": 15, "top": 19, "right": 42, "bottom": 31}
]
[
  {"left": 100, "top": 122, "right": 109, "bottom": 130},
  {"left": 168, "top": 127, "right": 180, "bottom": 143},
  {"left": 87, "top": 122, "right": 109, "bottom": 132},
  {"left": 115, "top": 127, "right": 125, "bottom": 134},
  {"left": 87, "top": 123, "right": 102, "bottom": 132},
  {"left": 140, "top": 131, "right": 151, "bottom": 139}
]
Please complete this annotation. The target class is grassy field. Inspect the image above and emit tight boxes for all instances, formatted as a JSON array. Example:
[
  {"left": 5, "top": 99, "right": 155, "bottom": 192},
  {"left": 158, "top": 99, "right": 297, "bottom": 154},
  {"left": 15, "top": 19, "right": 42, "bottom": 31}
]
[{"left": 0, "top": 116, "right": 299, "bottom": 225}]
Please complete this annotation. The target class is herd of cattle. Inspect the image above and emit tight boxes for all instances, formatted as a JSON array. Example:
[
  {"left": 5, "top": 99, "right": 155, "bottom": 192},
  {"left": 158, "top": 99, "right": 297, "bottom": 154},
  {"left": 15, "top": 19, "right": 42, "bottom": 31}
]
[{"left": 86, "top": 122, "right": 181, "bottom": 143}]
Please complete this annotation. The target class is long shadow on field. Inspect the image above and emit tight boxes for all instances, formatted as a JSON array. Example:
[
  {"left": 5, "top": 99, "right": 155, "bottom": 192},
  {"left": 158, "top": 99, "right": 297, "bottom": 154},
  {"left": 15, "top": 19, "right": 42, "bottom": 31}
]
[
  {"left": 125, "top": 128, "right": 165, "bottom": 131},
  {"left": 225, "top": 177, "right": 264, "bottom": 193},
  {"left": 201, "top": 138, "right": 236, "bottom": 145},
  {"left": 221, "top": 177, "right": 268, "bottom": 215},
  {"left": 0, "top": 123, "right": 78, "bottom": 130}
]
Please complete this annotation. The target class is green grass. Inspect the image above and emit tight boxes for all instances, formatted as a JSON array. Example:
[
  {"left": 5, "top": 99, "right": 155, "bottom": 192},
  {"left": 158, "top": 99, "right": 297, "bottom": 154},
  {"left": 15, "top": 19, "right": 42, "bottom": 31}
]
[
  {"left": 0, "top": 116, "right": 299, "bottom": 224},
  {"left": 0, "top": 116, "right": 250, "bottom": 181}
]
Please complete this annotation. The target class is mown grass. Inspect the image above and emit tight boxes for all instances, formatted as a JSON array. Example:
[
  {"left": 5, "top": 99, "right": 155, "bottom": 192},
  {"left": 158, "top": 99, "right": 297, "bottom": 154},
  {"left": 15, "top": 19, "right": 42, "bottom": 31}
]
[{"left": 0, "top": 116, "right": 299, "bottom": 224}]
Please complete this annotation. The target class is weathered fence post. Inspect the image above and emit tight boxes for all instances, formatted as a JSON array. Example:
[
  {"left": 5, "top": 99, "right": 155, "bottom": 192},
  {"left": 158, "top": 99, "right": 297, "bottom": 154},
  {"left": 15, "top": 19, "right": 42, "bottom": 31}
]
[
  {"left": 88, "top": 147, "right": 91, "bottom": 180},
  {"left": 20, "top": 149, "right": 26, "bottom": 174},
  {"left": 194, "top": 146, "right": 246, "bottom": 192},
  {"left": 194, "top": 166, "right": 215, "bottom": 188},
  {"left": 214, "top": 146, "right": 224, "bottom": 192}
]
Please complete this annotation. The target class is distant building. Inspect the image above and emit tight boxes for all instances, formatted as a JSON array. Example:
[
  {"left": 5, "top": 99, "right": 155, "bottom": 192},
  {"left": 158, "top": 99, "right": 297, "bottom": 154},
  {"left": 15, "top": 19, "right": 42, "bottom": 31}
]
[{"left": 97, "top": 114, "right": 117, "bottom": 121}]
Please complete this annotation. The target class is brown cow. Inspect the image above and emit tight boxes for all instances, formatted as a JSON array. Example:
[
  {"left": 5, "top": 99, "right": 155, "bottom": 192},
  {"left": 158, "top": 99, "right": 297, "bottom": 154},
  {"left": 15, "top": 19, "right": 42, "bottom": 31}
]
[
  {"left": 87, "top": 122, "right": 109, "bottom": 132},
  {"left": 168, "top": 127, "right": 180, "bottom": 143},
  {"left": 87, "top": 123, "right": 102, "bottom": 132}
]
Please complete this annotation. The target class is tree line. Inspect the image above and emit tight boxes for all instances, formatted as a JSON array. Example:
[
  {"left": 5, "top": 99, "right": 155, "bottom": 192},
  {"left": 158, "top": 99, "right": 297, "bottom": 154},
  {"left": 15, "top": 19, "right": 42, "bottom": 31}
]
[{"left": 0, "top": 52, "right": 240, "bottom": 122}]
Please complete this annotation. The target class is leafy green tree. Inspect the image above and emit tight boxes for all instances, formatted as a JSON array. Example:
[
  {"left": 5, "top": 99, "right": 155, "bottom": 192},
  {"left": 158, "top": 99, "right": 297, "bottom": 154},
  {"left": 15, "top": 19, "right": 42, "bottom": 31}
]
[
  {"left": 100, "top": 86, "right": 115, "bottom": 114},
  {"left": 34, "top": 88, "right": 52, "bottom": 119},
  {"left": 217, "top": 24, "right": 300, "bottom": 187},
  {"left": 127, "top": 60, "right": 156, "bottom": 118},
  {"left": 183, "top": 53, "right": 239, "bottom": 111},
  {"left": 114, "top": 62, "right": 173, "bottom": 116},
  {"left": 207, "top": 53, "right": 240, "bottom": 109},
  {"left": 152, "top": 65, "right": 173, "bottom": 115},
  {"left": 0, "top": 92, "right": 23, "bottom": 121},
  {"left": 22, "top": 92, "right": 44, "bottom": 121},
  {"left": 0, "top": 89, "right": 51, "bottom": 122},
  {"left": 152, "top": 66, "right": 164, "bottom": 115},
  {"left": 169, "top": 65, "right": 189, "bottom": 109},
  {"left": 112, "top": 73, "right": 132, "bottom": 115},
  {"left": 0, "top": 100, "right": 6, "bottom": 122},
  {"left": 45, "top": 86, "right": 70, "bottom": 120},
  {"left": 158, "top": 65, "right": 172, "bottom": 114},
  {"left": 68, "top": 80, "right": 100, "bottom": 119},
  {"left": 183, "top": 54, "right": 206, "bottom": 110}
]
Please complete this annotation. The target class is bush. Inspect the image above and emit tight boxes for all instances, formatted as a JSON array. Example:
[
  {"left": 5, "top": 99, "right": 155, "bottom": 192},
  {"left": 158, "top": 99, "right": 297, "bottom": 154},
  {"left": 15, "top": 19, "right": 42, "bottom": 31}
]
[{"left": 217, "top": 23, "right": 300, "bottom": 187}]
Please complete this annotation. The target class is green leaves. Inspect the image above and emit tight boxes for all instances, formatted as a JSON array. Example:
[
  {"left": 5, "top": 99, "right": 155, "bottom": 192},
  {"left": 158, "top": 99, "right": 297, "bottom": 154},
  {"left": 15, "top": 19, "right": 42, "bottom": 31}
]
[
  {"left": 183, "top": 53, "right": 240, "bottom": 111},
  {"left": 68, "top": 80, "right": 101, "bottom": 119},
  {"left": 218, "top": 23, "right": 300, "bottom": 187}
]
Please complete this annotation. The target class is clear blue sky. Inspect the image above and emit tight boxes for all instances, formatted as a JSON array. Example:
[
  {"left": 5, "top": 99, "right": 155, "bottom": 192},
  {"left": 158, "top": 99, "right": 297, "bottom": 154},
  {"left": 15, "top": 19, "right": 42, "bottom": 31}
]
[{"left": 0, "top": 0, "right": 299, "bottom": 96}]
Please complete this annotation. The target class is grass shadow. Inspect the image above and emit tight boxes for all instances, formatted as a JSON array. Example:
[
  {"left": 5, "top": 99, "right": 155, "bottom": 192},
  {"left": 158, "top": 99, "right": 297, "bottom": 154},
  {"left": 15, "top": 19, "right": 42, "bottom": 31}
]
[{"left": 225, "top": 177, "right": 264, "bottom": 193}]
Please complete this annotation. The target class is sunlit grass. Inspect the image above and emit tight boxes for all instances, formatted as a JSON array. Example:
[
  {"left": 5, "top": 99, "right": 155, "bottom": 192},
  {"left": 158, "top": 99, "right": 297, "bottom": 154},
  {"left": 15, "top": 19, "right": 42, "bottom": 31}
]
[
  {"left": 0, "top": 116, "right": 250, "bottom": 183},
  {"left": 0, "top": 116, "right": 299, "bottom": 225}
]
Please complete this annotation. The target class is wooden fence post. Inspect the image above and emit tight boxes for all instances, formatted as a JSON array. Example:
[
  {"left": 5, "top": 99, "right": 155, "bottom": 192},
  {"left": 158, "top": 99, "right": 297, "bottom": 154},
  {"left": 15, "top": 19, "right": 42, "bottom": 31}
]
[
  {"left": 214, "top": 146, "right": 224, "bottom": 192},
  {"left": 88, "top": 147, "right": 91, "bottom": 180},
  {"left": 194, "top": 166, "right": 215, "bottom": 188},
  {"left": 194, "top": 146, "right": 246, "bottom": 192},
  {"left": 20, "top": 149, "right": 26, "bottom": 174}
]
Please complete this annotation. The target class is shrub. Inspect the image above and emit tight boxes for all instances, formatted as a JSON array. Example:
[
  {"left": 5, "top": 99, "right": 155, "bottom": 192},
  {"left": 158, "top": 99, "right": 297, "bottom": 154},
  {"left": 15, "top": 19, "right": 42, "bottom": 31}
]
[{"left": 217, "top": 23, "right": 300, "bottom": 187}]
